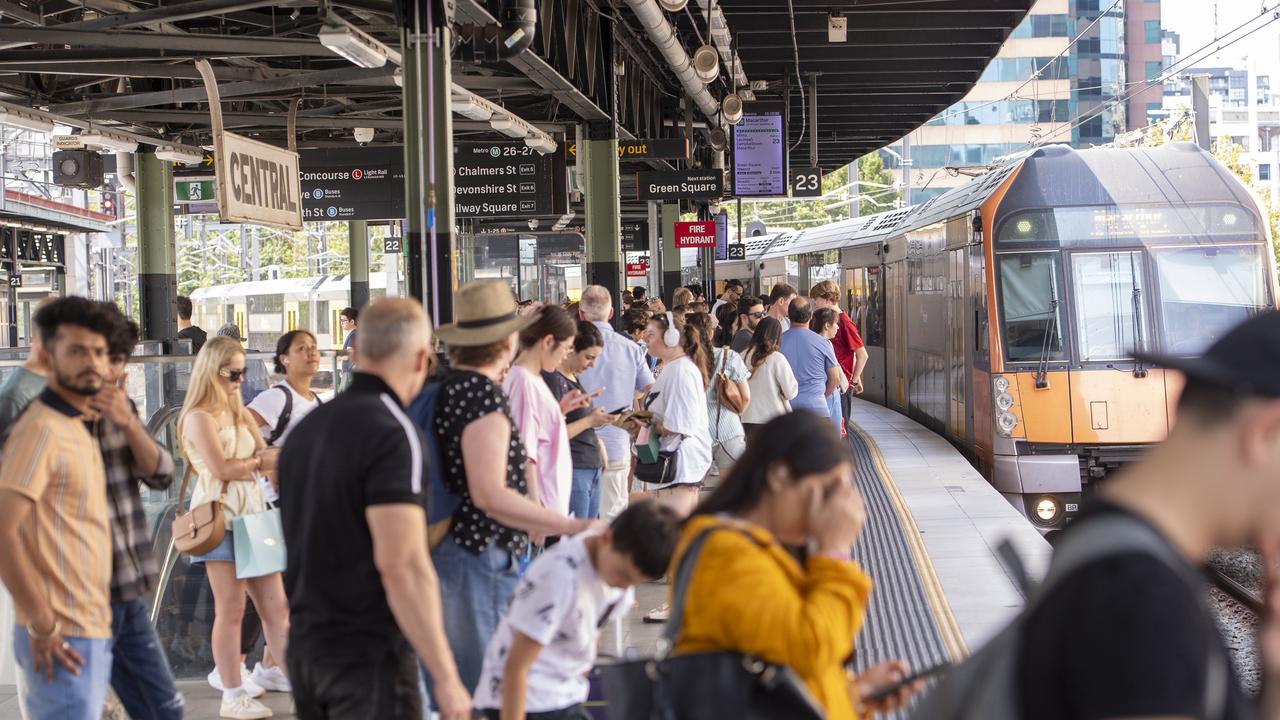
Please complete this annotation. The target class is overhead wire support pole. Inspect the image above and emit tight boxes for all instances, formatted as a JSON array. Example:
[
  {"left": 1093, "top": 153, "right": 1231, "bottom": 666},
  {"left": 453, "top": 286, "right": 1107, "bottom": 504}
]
[{"left": 809, "top": 72, "right": 818, "bottom": 169}]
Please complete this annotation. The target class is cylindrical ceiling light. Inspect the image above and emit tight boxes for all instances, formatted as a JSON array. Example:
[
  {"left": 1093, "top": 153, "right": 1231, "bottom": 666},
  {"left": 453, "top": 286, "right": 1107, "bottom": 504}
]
[
  {"left": 722, "top": 94, "right": 744, "bottom": 124},
  {"left": 692, "top": 45, "right": 720, "bottom": 84},
  {"left": 708, "top": 128, "right": 727, "bottom": 151},
  {"left": 658, "top": 0, "right": 687, "bottom": 11}
]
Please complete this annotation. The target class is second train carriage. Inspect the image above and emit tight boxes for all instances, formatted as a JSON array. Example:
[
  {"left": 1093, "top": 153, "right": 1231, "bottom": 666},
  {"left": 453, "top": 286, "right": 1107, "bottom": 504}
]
[{"left": 719, "top": 143, "right": 1279, "bottom": 532}]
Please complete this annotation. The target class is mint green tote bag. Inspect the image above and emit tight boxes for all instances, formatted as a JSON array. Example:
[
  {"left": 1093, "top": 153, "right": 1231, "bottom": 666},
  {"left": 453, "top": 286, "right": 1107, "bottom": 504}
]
[{"left": 232, "top": 508, "right": 286, "bottom": 579}]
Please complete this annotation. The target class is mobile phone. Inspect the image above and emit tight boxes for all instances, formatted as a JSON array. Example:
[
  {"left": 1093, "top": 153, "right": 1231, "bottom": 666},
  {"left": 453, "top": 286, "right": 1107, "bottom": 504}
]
[
  {"left": 609, "top": 406, "right": 630, "bottom": 415},
  {"left": 862, "top": 662, "right": 951, "bottom": 703}
]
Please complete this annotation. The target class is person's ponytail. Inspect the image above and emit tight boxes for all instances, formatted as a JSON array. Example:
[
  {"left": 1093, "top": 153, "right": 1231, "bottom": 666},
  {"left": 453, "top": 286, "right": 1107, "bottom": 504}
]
[{"left": 682, "top": 323, "right": 712, "bottom": 387}]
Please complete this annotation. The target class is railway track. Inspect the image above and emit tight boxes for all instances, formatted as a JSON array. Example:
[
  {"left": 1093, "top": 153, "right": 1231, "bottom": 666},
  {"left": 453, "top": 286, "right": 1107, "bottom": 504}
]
[{"left": 1210, "top": 567, "right": 1264, "bottom": 617}]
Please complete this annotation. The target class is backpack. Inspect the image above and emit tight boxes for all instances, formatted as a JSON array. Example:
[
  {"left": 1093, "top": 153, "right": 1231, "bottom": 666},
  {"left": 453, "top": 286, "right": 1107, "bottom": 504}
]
[
  {"left": 909, "top": 513, "right": 1228, "bottom": 720},
  {"left": 407, "top": 380, "right": 458, "bottom": 525},
  {"left": 263, "top": 384, "right": 324, "bottom": 447}
]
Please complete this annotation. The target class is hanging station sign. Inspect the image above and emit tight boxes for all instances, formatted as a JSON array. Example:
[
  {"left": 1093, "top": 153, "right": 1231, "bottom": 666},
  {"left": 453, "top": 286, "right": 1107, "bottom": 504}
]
[
  {"left": 299, "top": 147, "right": 405, "bottom": 222},
  {"left": 732, "top": 103, "right": 786, "bottom": 197},
  {"left": 635, "top": 170, "right": 723, "bottom": 201},
  {"left": 715, "top": 211, "right": 729, "bottom": 261},
  {"left": 214, "top": 131, "right": 303, "bottom": 230},
  {"left": 565, "top": 138, "right": 690, "bottom": 160},
  {"left": 673, "top": 220, "right": 717, "bottom": 248},
  {"left": 621, "top": 221, "right": 648, "bottom": 252},
  {"left": 454, "top": 142, "right": 567, "bottom": 218}
]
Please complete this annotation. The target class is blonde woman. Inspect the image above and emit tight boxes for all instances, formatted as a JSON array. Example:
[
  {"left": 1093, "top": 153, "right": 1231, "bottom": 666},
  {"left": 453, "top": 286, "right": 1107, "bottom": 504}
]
[{"left": 179, "top": 336, "right": 289, "bottom": 720}]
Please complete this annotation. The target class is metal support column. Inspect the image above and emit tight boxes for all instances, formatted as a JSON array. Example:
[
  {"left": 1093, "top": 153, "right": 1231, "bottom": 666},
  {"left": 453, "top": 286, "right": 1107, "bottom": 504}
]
[
  {"left": 402, "top": 2, "right": 454, "bottom": 326},
  {"left": 135, "top": 150, "right": 176, "bottom": 341},
  {"left": 659, "top": 202, "right": 680, "bottom": 304},
  {"left": 349, "top": 219, "right": 369, "bottom": 310},
  {"left": 583, "top": 120, "right": 622, "bottom": 308}
]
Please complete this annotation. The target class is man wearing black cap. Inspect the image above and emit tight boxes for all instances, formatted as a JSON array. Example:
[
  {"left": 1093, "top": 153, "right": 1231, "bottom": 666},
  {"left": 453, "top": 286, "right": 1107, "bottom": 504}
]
[{"left": 1015, "top": 311, "right": 1280, "bottom": 719}]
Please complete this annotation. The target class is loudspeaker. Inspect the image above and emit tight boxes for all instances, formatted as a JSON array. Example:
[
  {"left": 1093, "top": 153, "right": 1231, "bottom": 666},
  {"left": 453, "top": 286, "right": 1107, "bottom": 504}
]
[
  {"left": 722, "top": 94, "right": 744, "bottom": 125},
  {"left": 692, "top": 45, "right": 719, "bottom": 84},
  {"left": 52, "top": 150, "right": 104, "bottom": 189},
  {"left": 657, "top": 0, "right": 687, "bottom": 11}
]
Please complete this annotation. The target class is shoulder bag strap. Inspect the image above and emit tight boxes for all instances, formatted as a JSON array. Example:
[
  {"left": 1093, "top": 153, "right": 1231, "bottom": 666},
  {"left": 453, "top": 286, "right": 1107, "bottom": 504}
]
[
  {"left": 266, "top": 384, "right": 292, "bottom": 446},
  {"left": 175, "top": 464, "right": 194, "bottom": 509},
  {"left": 662, "top": 524, "right": 764, "bottom": 647}
]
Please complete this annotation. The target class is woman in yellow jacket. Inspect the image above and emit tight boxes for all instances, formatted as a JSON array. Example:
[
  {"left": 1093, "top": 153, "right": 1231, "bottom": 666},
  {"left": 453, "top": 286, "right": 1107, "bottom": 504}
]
[{"left": 670, "top": 411, "right": 923, "bottom": 719}]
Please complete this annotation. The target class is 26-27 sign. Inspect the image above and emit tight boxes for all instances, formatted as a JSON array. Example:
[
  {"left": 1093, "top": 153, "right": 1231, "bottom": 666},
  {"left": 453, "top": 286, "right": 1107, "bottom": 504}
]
[{"left": 790, "top": 167, "right": 822, "bottom": 198}]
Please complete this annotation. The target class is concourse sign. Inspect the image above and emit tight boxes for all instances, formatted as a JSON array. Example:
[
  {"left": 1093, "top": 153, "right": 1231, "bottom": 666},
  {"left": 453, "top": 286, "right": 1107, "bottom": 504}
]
[{"left": 300, "top": 147, "right": 405, "bottom": 221}]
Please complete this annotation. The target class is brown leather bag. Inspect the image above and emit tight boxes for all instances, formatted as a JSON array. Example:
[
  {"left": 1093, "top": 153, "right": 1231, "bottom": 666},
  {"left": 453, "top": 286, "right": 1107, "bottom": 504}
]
[
  {"left": 171, "top": 465, "right": 228, "bottom": 555},
  {"left": 715, "top": 350, "right": 749, "bottom": 416}
]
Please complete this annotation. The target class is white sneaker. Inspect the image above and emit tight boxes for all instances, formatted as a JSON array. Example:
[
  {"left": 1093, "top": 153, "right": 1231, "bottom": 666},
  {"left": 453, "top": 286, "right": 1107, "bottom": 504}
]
[
  {"left": 219, "top": 692, "right": 273, "bottom": 720},
  {"left": 208, "top": 666, "right": 266, "bottom": 698},
  {"left": 250, "top": 662, "right": 292, "bottom": 693}
]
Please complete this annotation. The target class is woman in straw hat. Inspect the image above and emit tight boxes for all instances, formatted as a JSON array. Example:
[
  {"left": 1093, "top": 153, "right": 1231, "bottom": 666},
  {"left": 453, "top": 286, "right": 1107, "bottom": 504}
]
[{"left": 429, "top": 280, "right": 601, "bottom": 694}]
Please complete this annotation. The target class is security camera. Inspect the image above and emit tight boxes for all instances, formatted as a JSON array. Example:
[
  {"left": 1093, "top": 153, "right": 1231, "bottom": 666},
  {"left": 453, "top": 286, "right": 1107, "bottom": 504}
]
[
  {"left": 353, "top": 127, "right": 375, "bottom": 144},
  {"left": 528, "top": 218, "right": 540, "bottom": 230}
]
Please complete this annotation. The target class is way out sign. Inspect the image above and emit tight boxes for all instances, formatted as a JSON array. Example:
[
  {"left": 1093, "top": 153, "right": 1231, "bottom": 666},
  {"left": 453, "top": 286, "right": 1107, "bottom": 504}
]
[
  {"left": 215, "top": 131, "right": 303, "bottom": 230},
  {"left": 673, "top": 221, "right": 717, "bottom": 248}
]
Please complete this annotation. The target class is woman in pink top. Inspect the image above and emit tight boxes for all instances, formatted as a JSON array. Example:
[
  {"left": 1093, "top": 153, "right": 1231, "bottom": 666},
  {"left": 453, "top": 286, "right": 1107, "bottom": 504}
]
[{"left": 503, "top": 306, "right": 588, "bottom": 521}]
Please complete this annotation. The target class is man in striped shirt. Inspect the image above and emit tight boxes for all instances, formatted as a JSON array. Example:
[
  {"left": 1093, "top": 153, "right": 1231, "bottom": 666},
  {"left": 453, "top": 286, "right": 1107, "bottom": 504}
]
[{"left": 0, "top": 297, "right": 117, "bottom": 719}]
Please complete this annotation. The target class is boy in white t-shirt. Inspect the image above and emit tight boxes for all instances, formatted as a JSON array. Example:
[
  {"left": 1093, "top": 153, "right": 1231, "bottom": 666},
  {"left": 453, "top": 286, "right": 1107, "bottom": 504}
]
[{"left": 474, "top": 501, "right": 681, "bottom": 720}]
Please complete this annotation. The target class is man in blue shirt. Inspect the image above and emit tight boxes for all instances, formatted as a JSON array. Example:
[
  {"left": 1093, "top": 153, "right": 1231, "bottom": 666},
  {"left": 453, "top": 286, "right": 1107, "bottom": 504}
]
[
  {"left": 577, "top": 285, "right": 655, "bottom": 522},
  {"left": 779, "top": 297, "right": 842, "bottom": 415}
]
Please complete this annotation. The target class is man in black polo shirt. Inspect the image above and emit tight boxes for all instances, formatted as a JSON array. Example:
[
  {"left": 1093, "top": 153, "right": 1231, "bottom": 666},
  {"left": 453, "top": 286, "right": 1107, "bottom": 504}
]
[
  {"left": 1017, "top": 311, "right": 1280, "bottom": 719},
  {"left": 280, "top": 298, "right": 470, "bottom": 720}
]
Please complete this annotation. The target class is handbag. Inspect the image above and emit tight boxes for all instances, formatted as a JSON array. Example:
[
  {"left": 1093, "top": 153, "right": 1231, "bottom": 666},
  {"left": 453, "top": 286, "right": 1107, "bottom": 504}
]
[
  {"left": 634, "top": 425, "right": 680, "bottom": 485},
  {"left": 171, "top": 465, "right": 228, "bottom": 556},
  {"left": 715, "top": 351, "right": 748, "bottom": 416},
  {"left": 232, "top": 504, "right": 286, "bottom": 579},
  {"left": 598, "top": 525, "right": 826, "bottom": 720}
]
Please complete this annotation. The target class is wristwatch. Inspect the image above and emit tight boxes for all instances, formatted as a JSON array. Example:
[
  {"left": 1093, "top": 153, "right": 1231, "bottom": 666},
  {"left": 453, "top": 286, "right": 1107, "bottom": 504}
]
[{"left": 27, "top": 618, "right": 59, "bottom": 640}]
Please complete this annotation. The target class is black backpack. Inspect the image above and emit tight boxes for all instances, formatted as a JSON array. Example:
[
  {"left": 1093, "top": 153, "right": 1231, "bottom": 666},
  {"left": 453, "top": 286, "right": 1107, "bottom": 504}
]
[{"left": 264, "top": 384, "right": 323, "bottom": 447}]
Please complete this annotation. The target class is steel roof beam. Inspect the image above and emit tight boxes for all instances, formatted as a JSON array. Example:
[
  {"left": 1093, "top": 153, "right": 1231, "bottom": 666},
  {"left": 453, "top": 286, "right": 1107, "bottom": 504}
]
[
  {"left": 0, "top": 1, "right": 41, "bottom": 25},
  {"left": 722, "top": 0, "right": 1028, "bottom": 10},
  {"left": 730, "top": 13, "right": 1020, "bottom": 31},
  {"left": 0, "top": 61, "right": 277, "bottom": 80},
  {"left": 0, "top": 26, "right": 336, "bottom": 56},
  {"left": 89, "top": 109, "right": 404, "bottom": 129},
  {"left": 737, "top": 30, "right": 1008, "bottom": 46},
  {"left": 60, "top": 0, "right": 290, "bottom": 31}
]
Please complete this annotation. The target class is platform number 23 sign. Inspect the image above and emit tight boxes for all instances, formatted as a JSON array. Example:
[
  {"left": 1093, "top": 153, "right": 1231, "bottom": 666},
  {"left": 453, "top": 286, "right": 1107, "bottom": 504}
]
[{"left": 790, "top": 167, "right": 822, "bottom": 198}]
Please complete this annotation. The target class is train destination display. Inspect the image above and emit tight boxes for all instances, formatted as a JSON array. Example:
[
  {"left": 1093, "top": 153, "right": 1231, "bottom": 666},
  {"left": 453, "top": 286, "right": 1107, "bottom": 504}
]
[
  {"left": 454, "top": 142, "right": 565, "bottom": 218},
  {"left": 732, "top": 105, "right": 786, "bottom": 197}
]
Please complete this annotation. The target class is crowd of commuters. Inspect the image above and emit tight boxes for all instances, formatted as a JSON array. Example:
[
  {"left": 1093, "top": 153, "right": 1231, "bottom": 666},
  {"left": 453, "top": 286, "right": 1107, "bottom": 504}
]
[{"left": 6, "top": 277, "right": 1277, "bottom": 720}]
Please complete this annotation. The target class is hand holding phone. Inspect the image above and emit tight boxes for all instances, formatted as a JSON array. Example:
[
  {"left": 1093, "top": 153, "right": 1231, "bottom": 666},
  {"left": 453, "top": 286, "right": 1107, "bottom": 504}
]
[{"left": 860, "top": 661, "right": 949, "bottom": 705}]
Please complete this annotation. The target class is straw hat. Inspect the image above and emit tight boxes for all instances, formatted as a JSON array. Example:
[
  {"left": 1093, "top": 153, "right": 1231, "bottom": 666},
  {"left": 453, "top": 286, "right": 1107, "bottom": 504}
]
[{"left": 436, "top": 280, "right": 535, "bottom": 346}]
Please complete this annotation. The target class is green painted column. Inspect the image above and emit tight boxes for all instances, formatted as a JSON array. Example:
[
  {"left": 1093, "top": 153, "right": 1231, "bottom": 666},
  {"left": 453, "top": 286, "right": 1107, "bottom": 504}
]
[
  {"left": 401, "top": 14, "right": 454, "bottom": 325},
  {"left": 660, "top": 202, "right": 680, "bottom": 305},
  {"left": 348, "top": 219, "right": 369, "bottom": 310},
  {"left": 135, "top": 150, "right": 176, "bottom": 340},
  {"left": 583, "top": 121, "right": 622, "bottom": 309}
]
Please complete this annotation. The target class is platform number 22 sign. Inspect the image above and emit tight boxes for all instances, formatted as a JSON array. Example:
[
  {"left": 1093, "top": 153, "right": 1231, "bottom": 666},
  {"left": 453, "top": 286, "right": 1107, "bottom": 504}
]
[{"left": 790, "top": 167, "right": 822, "bottom": 198}]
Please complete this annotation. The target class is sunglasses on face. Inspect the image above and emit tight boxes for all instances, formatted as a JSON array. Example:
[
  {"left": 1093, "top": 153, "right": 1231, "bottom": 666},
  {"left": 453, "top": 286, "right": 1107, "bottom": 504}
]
[{"left": 219, "top": 368, "right": 247, "bottom": 382}]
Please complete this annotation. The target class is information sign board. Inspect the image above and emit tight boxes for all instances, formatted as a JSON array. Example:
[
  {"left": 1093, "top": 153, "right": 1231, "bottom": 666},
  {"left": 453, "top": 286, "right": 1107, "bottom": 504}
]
[
  {"left": 621, "top": 221, "right": 648, "bottom": 252},
  {"left": 732, "top": 104, "right": 786, "bottom": 197},
  {"left": 214, "top": 131, "right": 302, "bottom": 230},
  {"left": 565, "top": 138, "right": 689, "bottom": 160},
  {"left": 727, "top": 244, "right": 746, "bottom": 260},
  {"left": 790, "top": 167, "right": 823, "bottom": 198},
  {"left": 300, "top": 147, "right": 405, "bottom": 221},
  {"left": 674, "top": 220, "right": 717, "bottom": 248},
  {"left": 175, "top": 180, "right": 215, "bottom": 203},
  {"left": 454, "top": 142, "right": 565, "bottom": 218},
  {"left": 715, "top": 212, "right": 729, "bottom": 261},
  {"left": 382, "top": 236, "right": 403, "bottom": 255},
  {"left": 635, "top": 170, "right": 722, "bottom": 201}
]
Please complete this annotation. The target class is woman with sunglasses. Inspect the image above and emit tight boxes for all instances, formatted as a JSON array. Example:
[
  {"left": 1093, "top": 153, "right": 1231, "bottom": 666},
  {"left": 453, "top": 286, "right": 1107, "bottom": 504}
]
[{"left": 180, "top": 336, "right": 289, "bottom": 720}]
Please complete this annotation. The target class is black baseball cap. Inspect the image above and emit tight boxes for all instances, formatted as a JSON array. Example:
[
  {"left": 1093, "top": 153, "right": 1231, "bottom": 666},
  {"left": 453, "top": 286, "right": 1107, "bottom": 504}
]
[{"left": 1135, "top": 311, "right": 1280, "bottom": 397}]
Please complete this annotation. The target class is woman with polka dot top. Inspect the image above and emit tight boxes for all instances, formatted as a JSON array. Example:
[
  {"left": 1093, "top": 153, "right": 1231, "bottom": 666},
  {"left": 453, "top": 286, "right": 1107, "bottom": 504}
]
[{"left": 429, "top": 282, "right": 600, "bottom": 696}]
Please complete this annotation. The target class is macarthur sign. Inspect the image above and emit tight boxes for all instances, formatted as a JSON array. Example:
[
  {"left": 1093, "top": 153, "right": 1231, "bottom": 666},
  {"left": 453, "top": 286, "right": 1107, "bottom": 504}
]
[{"left": 214, "top": 131, "right": 303, "bottom": 230}]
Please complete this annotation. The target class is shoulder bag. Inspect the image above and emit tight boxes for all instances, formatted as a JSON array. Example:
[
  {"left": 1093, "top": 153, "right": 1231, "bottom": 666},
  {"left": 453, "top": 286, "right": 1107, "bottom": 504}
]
[
  {"left": 598, "top": 525, "right": 826, "bottom": 720},
  {"left": 715, "top": 350, "right": 749, "bottom": 416},
  {"left": 171, "top": 464, "right": 229, "bottom": 555}
]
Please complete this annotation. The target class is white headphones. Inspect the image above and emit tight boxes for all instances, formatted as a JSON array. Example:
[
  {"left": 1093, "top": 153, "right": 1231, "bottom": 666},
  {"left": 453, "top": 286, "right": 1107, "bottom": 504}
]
[{"left": 663, "top": 311, "right": 680, "bottom": 348}]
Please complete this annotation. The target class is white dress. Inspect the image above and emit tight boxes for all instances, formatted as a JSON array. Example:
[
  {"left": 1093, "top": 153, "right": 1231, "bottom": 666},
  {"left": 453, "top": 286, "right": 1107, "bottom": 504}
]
[
  {"left": 647, "top": 356, "right": 712, "bottom": 488},
  {"left": 184, "top": 414, "right": 264, "bottom": 530}
]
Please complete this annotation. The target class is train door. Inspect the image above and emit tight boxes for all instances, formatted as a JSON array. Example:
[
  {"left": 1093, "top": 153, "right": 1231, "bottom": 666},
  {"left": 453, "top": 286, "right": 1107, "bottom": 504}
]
[
  {"left": 946, "top": 218, "right": 973, "bottom": 445},
  {"left": 841, "top": 244, "right": 886, "bottom": 405},
  {"left": 884, "top": 236, "right": 909, "bottom": 412}
]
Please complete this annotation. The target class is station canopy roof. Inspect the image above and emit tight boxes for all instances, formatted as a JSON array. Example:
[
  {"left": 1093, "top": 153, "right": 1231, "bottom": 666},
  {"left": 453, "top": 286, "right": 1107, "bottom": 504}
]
[{"left": 0, "top": 0, "right": 1030, "bottom": 180}]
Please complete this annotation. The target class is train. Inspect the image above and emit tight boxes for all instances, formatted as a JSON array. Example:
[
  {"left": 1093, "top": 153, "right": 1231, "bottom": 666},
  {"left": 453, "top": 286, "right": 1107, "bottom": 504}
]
[{"left": 717, "top": 143, "right": 1279, "bottom": 531}]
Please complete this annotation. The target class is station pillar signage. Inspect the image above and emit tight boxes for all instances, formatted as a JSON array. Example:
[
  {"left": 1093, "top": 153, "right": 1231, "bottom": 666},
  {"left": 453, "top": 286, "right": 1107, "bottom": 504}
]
[
  {"left": 626, "top": 260, "right": 649, "bottom": 276},
  {"left": 621, "top": 221, "right": 648, "bottom": 252},
  {"left": 214, "top": 131, "right": 303, "bottom": 230},
  {"left": 790, "top": 167, "right": 823, "bottom": 198},
  {"left": 635, "top": 170, "right": 723, "bottom": 202},
  {"left": 454, "top": 142, "right": 566, "bottom": 219},
  {"left": 673, "top": 220, "right": 717, "bottom": 248}
]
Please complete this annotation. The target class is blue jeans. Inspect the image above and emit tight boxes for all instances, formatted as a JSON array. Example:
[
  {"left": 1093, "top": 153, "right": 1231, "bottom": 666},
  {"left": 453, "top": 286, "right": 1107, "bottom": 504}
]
[
  {"left": 429, "top": 534, "right": 521, "bottom": 694},
  {"left": 826, "top": 392, "right": 844, "bottom": 433},
  {"left": 110, "top": 599, "right": 184, "bottom": 720},
  {"left": 13, "top": 626, "right": 112, "bottom": 720},
  {"left": 569, "top": 467, "right": 603, "bottom": 520}
]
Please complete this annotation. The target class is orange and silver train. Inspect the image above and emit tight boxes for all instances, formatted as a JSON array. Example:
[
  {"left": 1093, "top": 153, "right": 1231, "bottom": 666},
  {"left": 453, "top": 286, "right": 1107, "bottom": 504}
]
[{"left": 717, "top": 143, "right": 1279, "bottom": 531}]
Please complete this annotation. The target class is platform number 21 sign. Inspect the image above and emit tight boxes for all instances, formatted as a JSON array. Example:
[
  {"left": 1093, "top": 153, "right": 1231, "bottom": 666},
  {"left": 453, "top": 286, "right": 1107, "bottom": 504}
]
[{"left": 790, "top": 167, "right": 822, "bottom": 198}]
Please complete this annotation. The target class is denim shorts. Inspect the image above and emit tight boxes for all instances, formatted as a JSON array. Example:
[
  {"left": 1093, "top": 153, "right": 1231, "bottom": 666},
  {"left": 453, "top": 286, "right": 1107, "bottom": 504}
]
[{"left": 190, "top": 529, "right": 234, "bottom": 564}]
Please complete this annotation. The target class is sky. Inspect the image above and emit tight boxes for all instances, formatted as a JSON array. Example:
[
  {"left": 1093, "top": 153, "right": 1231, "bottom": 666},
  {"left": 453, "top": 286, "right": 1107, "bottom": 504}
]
[{"left": 1160, "top": 0, "right": 1280, "bottom": 79}]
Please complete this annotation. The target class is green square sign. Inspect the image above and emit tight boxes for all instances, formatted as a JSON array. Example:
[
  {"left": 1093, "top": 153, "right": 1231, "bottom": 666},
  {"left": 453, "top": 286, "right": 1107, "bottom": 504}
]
[{"left": 175, "top": 179, "right": 215, "bottom": 203}]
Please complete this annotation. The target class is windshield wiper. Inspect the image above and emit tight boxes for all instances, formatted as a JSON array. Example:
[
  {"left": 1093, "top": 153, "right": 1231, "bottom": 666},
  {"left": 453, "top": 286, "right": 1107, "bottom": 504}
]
[
  {"left": 1130, "top": 292, "right": 1148, "bottom": 379},
  {"left": 1034, "top": 297, "right": 1058, "bottom": 390}
]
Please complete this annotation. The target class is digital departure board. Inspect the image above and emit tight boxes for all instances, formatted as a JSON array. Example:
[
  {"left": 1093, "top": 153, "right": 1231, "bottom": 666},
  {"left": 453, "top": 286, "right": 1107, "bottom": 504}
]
[{"left": 732, "top": 105, "right": 786, "bottom": 197}]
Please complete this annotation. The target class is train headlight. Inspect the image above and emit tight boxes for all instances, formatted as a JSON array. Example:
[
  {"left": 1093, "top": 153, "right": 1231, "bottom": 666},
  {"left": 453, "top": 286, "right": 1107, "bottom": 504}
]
[
  {"left": 1035, "top": 497, "right": 1060, "bottom": 522},
  {"left": 997, "top": 411, "right": 1019, "bottom": 436},
  {"left": 993, "top": 376, "right": 1010, "bottom": 394},
  {"left": 1222, "top": 211, "right": 1239, "bottom": 226},
  {"left": 996, "top": 392, "right": 1015, "bottom": 411}
]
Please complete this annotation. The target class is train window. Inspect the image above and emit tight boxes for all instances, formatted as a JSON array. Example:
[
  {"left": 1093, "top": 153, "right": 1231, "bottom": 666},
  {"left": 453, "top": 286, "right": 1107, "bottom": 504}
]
[
  {"left": 998, "top": 253, "right": 1065, "bottom": 362},
  {"left": 1071, "top": 252, "right": 1148, "bottom": 361},
  {"left": 1154, "top": 245, "right": 1271, "bottom": 355}
]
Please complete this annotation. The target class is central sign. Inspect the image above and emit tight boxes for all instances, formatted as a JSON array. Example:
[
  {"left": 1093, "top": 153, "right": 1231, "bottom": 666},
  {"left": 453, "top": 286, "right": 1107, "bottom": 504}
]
[
  {"left": 454, "top": 142, "right": 566, "bottom": 218},
  {"left": 673, "top": 220, "right": 717, "bottom": 248},
  {"left": 215, "top": 132, "right": 302, "bottom": 230},
  {"left": 635, "top": 170, "right": 722, "bottom": 202}
]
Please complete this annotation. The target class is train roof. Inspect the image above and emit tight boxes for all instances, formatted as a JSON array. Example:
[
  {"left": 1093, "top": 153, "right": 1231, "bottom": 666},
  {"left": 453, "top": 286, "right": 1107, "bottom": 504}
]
[
  {"left": 190, "top": 273, "right": 388, "bottom": 300},
  {"left": 741, "top": 143, "right": 1249, "bottom": 262}
]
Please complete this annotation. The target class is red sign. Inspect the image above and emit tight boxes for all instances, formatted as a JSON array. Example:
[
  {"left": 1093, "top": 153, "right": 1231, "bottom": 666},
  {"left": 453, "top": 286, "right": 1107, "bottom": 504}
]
[
  {"left": 673, "top": 221, "right": 716, "bottom": 248},
  {"left": 626, "top": 262, "right": 649, "bottom": 277}
]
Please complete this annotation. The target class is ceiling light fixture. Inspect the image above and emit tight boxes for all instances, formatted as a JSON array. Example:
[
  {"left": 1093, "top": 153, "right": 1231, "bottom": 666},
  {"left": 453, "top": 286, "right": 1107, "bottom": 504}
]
[
  {"left": 79, "top": 132, "right": 138, "bottom": 153},
  {"left": 0, "top": 107, "right": 54, "bottom": 134},
  {"left": 489, "top": 115, "right": 529, "bottom": 139},
  {"left": 692, "top": 44, "right": 720, "bottom": 84},
  {"left": 319, "top": 22, "right": 391, "bottom": 68},
  {"left": 524, "top": 135, "right": 557, "bottom": 154},
  {"left": 828, "top": 11, "right": 847, "bottom": 43},
  {"left": 722, "top": 94, "right": 744, "bottom": 125},
  {"left": 154, "top": 146, "right": 205, "bottom": 164}
]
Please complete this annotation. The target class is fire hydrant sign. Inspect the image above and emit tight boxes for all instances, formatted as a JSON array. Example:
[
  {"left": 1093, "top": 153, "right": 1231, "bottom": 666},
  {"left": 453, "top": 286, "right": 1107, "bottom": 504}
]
[
  {"left": 674, "top": 221, "right": 717, "bottom": 248},
  {"left": 214, "top": 131, "right": 303, "bottom": 230}
]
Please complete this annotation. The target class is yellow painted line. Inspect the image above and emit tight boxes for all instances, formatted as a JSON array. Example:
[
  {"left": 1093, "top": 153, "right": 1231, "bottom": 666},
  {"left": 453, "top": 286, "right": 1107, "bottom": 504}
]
[{"left": 851, "top": 424, "right": 969, "bottom": 662}]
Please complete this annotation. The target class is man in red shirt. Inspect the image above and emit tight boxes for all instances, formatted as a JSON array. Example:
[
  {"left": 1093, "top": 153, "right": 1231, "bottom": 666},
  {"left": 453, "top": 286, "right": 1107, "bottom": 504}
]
[{"left": 810, "top": 281, "right": 868, "bottom": 421}]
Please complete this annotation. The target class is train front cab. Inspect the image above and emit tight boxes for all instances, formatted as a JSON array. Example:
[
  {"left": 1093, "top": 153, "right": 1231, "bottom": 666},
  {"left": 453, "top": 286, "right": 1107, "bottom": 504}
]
[{"left": 977, "top": 171, "right": 1277, "bottom": 533}]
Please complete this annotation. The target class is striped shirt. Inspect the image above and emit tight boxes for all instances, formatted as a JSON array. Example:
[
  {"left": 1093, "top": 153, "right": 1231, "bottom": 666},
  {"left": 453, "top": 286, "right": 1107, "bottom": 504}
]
[{"left": 0, "top": 390, "right": 111, "bottom": 639}]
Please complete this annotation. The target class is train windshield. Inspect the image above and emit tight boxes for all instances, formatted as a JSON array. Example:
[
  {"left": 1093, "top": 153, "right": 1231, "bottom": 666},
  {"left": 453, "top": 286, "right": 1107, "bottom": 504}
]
[
  {"left": 1153, "top": 245, "right": 1271, "bottom": 355},
  {"left": 998, "top": 253, "right": 1066, "bottom": 362}
]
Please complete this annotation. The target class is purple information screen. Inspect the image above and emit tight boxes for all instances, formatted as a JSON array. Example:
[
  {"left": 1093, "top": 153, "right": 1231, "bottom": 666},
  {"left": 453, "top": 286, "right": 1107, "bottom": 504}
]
[{"left": 732, "top": 110, "right": 786, "bottom": 197}]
